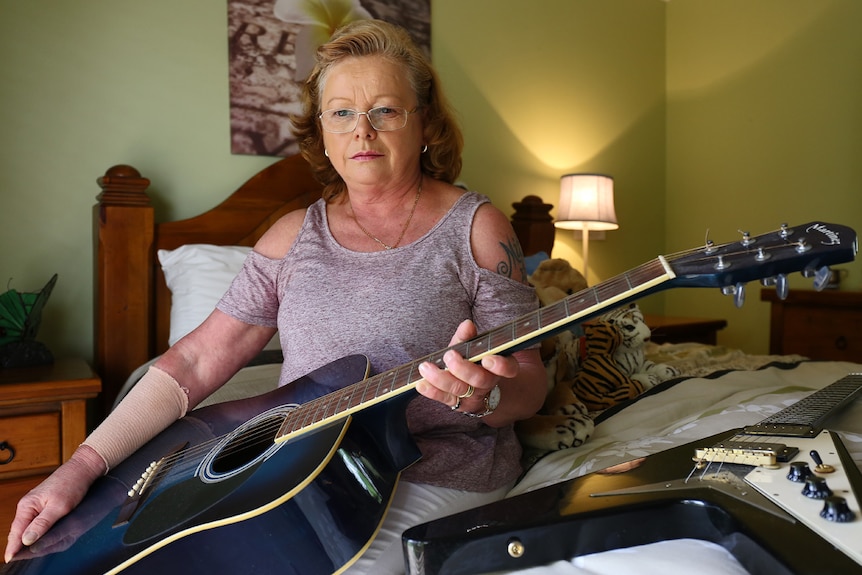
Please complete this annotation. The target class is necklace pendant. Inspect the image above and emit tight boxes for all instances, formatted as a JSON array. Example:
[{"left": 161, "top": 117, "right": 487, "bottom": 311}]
[{"left": 352, "top": 176, "right": 422, "bottom": 252}]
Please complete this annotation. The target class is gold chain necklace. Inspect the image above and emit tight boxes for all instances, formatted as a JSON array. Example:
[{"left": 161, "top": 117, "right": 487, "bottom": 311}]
[{"left": 352, "top": 177, "right": 422, "bottom": 250}]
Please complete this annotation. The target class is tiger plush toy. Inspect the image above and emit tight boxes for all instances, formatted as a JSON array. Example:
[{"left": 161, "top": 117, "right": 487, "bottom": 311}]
[
  {"left": 569, "top": 320, "right": 647, "bottom": 412},
  {"left": 599, "top": 303, "right": 680, "bottom": 389},
  {"left": 515, "top": 260, "right": 677, "bottom": 455}
]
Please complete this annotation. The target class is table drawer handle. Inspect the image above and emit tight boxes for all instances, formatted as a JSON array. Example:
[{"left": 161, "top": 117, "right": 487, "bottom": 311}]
[{"left": 0, "top": 441, "right": 15, "bottom": 464}]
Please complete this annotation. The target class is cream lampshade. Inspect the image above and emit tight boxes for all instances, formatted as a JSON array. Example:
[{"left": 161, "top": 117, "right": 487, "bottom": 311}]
[{"left": 555, "top": 174, "right": 619, "bottom": 282}]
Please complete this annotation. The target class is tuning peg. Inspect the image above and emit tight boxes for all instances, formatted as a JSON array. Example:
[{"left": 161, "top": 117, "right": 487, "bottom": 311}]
[
  {"left": 760, "top": 274, "right": 790, "bottom": 300},
  {"left": 740, "top": 230, "right": 755, "bottom": 247},
  {"left": 775, "top": 274, "right": 789, "bottom": 299},
  {"left": 721, "top": 283, "right": 746, "bottom": 308},
  {"left": 812, "top": 266, "right": 831, "bottom": 291},
  {"left": 779, "top": 223, "right": 794, "bottom": 239}
]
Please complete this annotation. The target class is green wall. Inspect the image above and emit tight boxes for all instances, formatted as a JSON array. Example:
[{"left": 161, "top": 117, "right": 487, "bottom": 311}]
[
  {"left": 0, "top": 1, "right": 274, "bottom": 363},
  {"left": 665, "top": 0, "right": 862, "bottom": 353},
  {"left": 436, "top": 0, "right": 666, "bottom": 288},
  {"left": 0, "top": 0, "right": 665, "bottom": 364},
  {"left": 2, "top": 0, "right": 858, "bottom": 366}
]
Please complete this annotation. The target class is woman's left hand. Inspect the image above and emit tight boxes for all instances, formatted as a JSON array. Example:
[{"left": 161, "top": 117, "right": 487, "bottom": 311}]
[{"left": 416, "top": 319, "right": 521, "bottom": 416}]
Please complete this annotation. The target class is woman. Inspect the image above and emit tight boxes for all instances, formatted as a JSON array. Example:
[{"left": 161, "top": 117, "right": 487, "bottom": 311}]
[{"left": 5, "top": 19, "right": 547, "bottom": 573}]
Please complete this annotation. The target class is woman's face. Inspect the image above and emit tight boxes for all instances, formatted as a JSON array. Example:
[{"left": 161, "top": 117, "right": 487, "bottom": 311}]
[{"left": 320, "top": 55, "right": 424, "bottom": 193}]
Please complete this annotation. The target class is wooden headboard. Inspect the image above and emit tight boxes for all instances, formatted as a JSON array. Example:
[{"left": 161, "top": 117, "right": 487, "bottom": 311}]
[{"left": 92, "top": 155, "right": 554, "bottom": 417}]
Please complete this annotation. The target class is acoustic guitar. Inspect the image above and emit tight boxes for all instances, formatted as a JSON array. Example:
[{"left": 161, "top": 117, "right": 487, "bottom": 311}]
[{"left": 2, "top": 221, "right": 856, "bottom": 575}]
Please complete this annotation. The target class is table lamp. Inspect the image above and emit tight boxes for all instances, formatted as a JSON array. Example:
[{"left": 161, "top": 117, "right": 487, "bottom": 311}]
[{"left": 555, "top": 173, "right": 618, "bottom": 282}]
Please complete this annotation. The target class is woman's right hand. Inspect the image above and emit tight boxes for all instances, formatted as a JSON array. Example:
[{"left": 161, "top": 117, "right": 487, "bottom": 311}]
[{"left": 4, "top": 445, "right": 105, "bottom": 562}]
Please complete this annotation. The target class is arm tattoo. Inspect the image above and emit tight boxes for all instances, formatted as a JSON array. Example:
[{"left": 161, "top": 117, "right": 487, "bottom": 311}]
[{"left": 497, "top": 235, "right": 528, "bottom": 280}]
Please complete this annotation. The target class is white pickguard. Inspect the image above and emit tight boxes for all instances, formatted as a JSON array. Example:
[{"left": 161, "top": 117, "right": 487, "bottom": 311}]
[{"left": 744, "top": 430, "right": 862, "bottom": 567}]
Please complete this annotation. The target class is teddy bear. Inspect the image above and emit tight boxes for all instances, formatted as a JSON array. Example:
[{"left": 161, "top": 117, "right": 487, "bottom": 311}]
[{"left": 526, "top": 258, "right": 588, "bottom": 362}]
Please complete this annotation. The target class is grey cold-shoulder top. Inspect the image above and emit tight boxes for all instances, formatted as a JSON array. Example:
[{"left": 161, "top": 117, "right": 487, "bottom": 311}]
[{"left": 218, "top": 191, "right": 538, "bottom": 491}]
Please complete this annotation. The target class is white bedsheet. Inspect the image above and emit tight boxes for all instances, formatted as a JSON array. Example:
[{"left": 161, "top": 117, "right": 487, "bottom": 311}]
[{"left": 511, "top": 360, "right": 862, "bottom": 497}]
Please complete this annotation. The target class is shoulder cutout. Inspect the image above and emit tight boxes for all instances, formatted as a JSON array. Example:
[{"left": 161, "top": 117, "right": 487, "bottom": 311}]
[{"left": 254, "top": 208, "right": 308, "bottom": 259}]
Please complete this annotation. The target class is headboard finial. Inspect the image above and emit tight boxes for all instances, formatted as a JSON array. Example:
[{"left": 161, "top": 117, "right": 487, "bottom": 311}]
[
  {"left": 96, "top": 164, "right": 151, "bottom": 207},
  {"left": 511, "top": 195, "right": 555, "bottom": 256}
]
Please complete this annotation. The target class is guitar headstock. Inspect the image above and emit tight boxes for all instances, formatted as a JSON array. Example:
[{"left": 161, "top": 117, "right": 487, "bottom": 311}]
[{"left": 666, "top": 222, "right": 857, "bottom": 298}]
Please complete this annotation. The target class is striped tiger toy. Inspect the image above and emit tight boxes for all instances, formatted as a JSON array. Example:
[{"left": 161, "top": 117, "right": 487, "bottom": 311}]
[{"left": 571, "top": 320, "right": 646, "bottom": 412}]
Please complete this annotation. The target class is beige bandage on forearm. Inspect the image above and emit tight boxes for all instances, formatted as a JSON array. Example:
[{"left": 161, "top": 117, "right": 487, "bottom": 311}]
[{"left": 84, "top": 366, "right": 189, "bottom": 472}]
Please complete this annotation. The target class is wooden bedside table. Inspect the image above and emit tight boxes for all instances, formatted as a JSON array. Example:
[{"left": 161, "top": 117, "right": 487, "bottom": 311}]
[
  {"left": 0, "top": 358, "right": 101, "bottom": 543},
  {"left": 761, "top": 288, "right": 862, "bottom": 361},
  {"left": 643, "top": 314, "right": 728, "bottom": 345}
]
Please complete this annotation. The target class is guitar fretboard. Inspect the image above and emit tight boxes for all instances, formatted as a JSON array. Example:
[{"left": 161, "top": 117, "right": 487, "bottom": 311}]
[
  {"left": 276, "top": 257, "right": 674, "bottom": 443},
  {"left": 743, "top": 373, "right": 862, "bottom": 437}
]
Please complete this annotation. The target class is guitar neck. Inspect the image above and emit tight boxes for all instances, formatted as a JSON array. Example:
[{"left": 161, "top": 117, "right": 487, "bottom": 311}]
[
  {"left": 274, "top": 257, "right": 675, "bottom": 444},
  {"left": 275, "top": 219, "right": 857, "bottom": 445},
  {"left": 696, "top": 373, "right": 862, "bottom": 467},
  {"left": 743, "top": 373, "right": 862, "bottom": 437}
]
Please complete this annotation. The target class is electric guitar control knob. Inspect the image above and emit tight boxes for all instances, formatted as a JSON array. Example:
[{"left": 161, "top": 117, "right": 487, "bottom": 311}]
[
  {"left": 802, "top": 475, "right": 833, "bottom": 499},
  {"left": 787, "top": 461, "right": 813, "bottom": 483},
  {"left": 820, "top": 496, "right": 856, "bottom": 522}
]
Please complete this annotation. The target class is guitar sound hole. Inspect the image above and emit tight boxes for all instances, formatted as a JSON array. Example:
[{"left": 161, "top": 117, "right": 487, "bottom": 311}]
[{"left": 210, "top": 416, "right": 280, "bottom": 474}]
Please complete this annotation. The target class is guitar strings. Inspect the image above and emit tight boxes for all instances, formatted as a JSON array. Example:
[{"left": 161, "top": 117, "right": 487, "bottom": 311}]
[{"left": 143, "top": 261, "right": 667, "bottom": 479}]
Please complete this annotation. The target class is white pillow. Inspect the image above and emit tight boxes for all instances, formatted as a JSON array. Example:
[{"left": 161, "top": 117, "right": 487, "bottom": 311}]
[{"left": 158, "top": 244, "right": 279, "bottom": 349}]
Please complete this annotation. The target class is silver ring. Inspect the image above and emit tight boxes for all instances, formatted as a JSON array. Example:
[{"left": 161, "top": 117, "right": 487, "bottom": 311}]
[
  {"left": 451, "top": 396, "right": 461, "bottom": 411},
  {"left": 457, "top": 385, "right": 475, "bottom": 399}
]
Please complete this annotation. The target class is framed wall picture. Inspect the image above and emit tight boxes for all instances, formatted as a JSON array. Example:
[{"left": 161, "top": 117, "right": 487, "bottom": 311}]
[{"left": 228, "top": 0, "right": 431, "bottom": 157}]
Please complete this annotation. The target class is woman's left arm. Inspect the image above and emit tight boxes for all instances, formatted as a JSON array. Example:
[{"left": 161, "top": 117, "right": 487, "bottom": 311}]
[{"left": 416, "top": 202, "right": 547, "bottom": 427}]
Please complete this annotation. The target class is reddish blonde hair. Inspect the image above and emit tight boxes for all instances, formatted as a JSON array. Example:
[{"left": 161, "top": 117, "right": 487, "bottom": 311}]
[{"left": 290, "top": 19, "right": 463, "bottom": 201}]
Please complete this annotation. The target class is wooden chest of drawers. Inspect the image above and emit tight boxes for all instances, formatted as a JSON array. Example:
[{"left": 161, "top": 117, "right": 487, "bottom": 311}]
[
  {"left": 0, "top": 359, "right": 101, "bottom": 549},
  {"left": 643, "top": 314, "right": 727, "bottom": 345},
  {"left": 760, "top": 288, "right": 862, "bottom": 362}
]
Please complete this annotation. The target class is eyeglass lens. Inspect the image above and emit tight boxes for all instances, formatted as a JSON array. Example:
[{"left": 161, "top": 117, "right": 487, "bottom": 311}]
[{"left": 320, "top": 107, "right": 410, "bottom": 133}]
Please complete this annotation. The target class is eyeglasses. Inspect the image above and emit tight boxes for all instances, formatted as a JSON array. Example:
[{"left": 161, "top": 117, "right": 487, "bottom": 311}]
[{"left": 319, "top": 106, "right": 418, "bottom": 133}]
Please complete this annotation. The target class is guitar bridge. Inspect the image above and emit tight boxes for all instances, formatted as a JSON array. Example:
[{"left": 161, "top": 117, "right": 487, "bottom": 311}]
[
  {"left": 114, "top": 442, "right": 188, "bottom": 526},
  {"left": 693, "top": 441, "right": 798, "bottom": 468}
]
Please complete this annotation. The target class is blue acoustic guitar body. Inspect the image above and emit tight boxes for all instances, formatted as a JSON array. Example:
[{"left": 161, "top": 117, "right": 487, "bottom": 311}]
[{"left": 3, "top": 355, "right": 420, "bottom": 575}]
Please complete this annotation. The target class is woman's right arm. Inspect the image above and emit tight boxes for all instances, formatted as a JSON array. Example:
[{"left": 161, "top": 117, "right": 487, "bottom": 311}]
[
  {"left": 5, "top": 207, "right": 305, "bottom": 562},
  {"left": 4, "top": 312, "right": 275, "bottom": 562}
]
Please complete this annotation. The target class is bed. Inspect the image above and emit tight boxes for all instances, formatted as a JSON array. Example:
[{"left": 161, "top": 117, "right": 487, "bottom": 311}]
[{"left": 87, "top": 155, "right": 862, "bottom": 575}]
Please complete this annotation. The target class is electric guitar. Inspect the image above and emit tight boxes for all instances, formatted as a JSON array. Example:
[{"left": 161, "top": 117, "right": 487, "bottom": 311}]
[
  {"left": 2, "top": 221, "right": 857, "bottom": 575},
  {"left": 402, "top": 373, "right": 862, "bottom": 575}
]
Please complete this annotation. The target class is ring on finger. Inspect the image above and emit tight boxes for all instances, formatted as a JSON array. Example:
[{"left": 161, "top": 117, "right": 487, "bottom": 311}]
[
  {"left": 457, "top": 384, "right": 475, "bottom": 399},
  {"left": 451, "top": 396, "right": 461, "bottom": 411}
]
